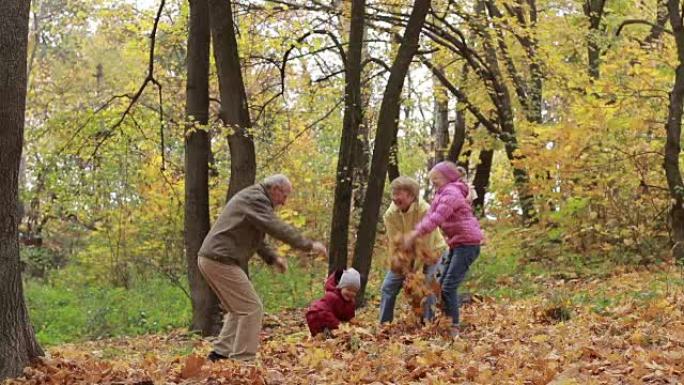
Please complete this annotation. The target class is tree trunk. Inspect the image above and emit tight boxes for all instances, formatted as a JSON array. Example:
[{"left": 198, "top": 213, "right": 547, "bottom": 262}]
[
  {"left": 351, "top": 0, "right": 431, "bottom": 304},
  {"left": 584, "top": 0, "right": 605, "bottom": 80},
  {"left": 472, "top": 149, "right": 494, "bottom": 215},
  {"left": 433, "top": 72, "right": 450, "bottom": 163},
  {"left": 478, "top": 1, "right": 537, "bottom": 224},
  {"left": 387, "top": 136, "right": 400, "bottom": 182},
  {"left": 209, "top": 0, "right": 256, "bottom": 202},
  {"left": 328, "top": 0, "right": 366, "bottom": 274},
  {"left": 0, "top": 0, "right": 45, "bottom": 380},
  {"left": 447, "top": 105, "right": 467, "bottom": 163},
  {"left": 352, "top": 26, "right": 372, "bottom": 213},
  {"left": 185, "top": 0, "right": 220, "bottom": 336},
  {"left": 665, "top": 0, "right": 684, "bottom": 261},
  {"left": 352, "top": 118, "right": 370, "bottom": 211},
  {"left": 645, "top": 0, "right": 669, "bottom": 45}
]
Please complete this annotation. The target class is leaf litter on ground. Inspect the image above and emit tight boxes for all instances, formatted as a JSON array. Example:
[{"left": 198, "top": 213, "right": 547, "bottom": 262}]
[{"left": 5, "top": 264, "right": 684, "bottom": 384}]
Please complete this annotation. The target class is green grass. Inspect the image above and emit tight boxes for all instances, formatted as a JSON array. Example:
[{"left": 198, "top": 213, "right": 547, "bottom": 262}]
[
  {"left": 467, "top": 227, "right": 547, "bottom": 299},
  {"left": 27, "top": 232, "right": 669, "bottom": 347},
  {"left": 25, "top": 274, "right": 191, "bottom": 346},
  {"left": 24, "top": 260, "right": 331, "bottom": 346},
  {"left": 250, "top": 260, "right": 327, "bottom": 312}
]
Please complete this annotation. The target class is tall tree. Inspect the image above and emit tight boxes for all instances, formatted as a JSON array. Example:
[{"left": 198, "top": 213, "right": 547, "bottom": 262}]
[
  {"left": 475, "top": 0, "right": 537, "bottom": 223},
  {"left": 388, "top": 136, "right": 401, "bottom": 182},
  {"left": 665, "top": 0, "right": 684, "bottom": 261},
  {"left": 472, "top": 148, "right": 494, "bottom": 214},
  {"left": 645, "top": 0, "right": 669, "bottom": 45},
  {"left": 352, "top": 0, "right": 431, "bottom": 303},
  {"left": 432, "top": 71, "right": 450, "bottom": 164},
  {"left": 418, "top": 0, "right": 538, "bottom": 224},
  {"left": 352, "top": 26, "right": 373, "bottom": 213},
  {"left": 328, "top": 0, "right": 366, "bottom": 274},
  {"left": 583, "top": 0, "right": 606, "bottom": 79},
  {"left": 0, "top": 0, "right": 44, "bottom": 380},
  {"left": 210, "top": 0, "right": 256, "bottom": 202},
  {"left": 184, "top": 0, "right": 220, "bottom": 336}
]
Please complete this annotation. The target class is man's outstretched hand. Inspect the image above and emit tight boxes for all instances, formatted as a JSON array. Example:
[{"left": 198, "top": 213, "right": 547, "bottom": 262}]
[
  {"left": 311, "top": 241, "right": 328, "bottom": 257},
  {"left": 273, "top": 256, "right": 288, "bottom": 273}
]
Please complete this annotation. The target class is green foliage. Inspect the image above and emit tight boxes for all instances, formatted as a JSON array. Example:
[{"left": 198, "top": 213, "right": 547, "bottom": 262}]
[
  {"left": 25, "top": 268, "right": 191, "bottom": 346},
  {"left": 250, "top": 260, "right": 328, "bottom": 312},
  {"left": 20, "top": 246, "right": 66, "bottom": 280},
  {"left": 18, "top": 0, "right": 684, "bottom": 352},
  {"left": 24, "top": 260, "right": 332, "bottom": 346},
  {"left": 467, "top": 226, "right": 546, "bottom": 299}
]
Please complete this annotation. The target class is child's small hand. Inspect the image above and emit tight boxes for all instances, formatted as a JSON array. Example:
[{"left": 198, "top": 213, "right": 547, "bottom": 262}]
[{"left": 402, "top": 231, "right": 418, "bottom": 251}]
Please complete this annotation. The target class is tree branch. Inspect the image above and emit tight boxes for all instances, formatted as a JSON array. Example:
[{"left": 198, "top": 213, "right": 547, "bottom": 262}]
[
  {"left": 419, "top": 56, "right": 500, "bottom": 136},
  {"left": 615, "top": 18, "right": 674, "bottom": 38},
  {"left": 88, "top": 0, "right": 167, "bottom": 164}
]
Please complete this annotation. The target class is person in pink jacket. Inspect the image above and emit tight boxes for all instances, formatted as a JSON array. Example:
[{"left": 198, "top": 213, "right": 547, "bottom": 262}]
[{"left": 403, "top": 161, "right": 483, "bottom": 337}]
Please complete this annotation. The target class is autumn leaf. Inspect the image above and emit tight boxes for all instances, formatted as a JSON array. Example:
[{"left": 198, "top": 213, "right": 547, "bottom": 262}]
[{"left": 179, "top": 354, "right": 205, "bottom": 379}]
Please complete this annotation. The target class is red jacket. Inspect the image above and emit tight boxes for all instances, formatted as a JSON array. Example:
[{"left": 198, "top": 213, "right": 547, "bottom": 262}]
[{"left": 305, "top": 270, "right": 356, "bottom": 336}]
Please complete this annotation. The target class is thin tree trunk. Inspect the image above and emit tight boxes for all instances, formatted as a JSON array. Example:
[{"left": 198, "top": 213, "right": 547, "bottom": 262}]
[
  {"left": 328, "top": 0, "right": 366, "bottom": 274},
  {"left": 448, "top": 105, "right": 467, "bottom": 163},
  {"left": 665, "top": 0, "right": 684, "bottom": 261},
  {"left": 185, "top": 0, "right": 220, "bottom": 336},
  {"left": 352, "top": 26, "right": 372, "bottom": 213},
  {"left": 472, "top": 149, "right": 494, "bottom": 215},
  {"left": 352, "top": 119, "right": 370, "bottom": 211},
  {"left": 209, "top": 0, "right": 256, "bottom": 202},
  {"left": 478, "top": 0, "right": 536, "bottom": 223},
  {"left": 433, "top": 72, "right": 450, "bottom": 163},
  {"left": 584, "top": 0, "right": 605, "bottom": 80},
  {"left": 388, "top": 135, "right": 400, "bottom": 182},
  {"left": 424, "top": 77, "right": 450, "bottom": 199},
  {"left": 645, "top": 0, "right": 669, "bottom": 45},
  {"left": 352, "top": 0, "right": 431, "bottom": 305},
  {"left": 0, "top": 0, "right": 44, "bottom": 379}
]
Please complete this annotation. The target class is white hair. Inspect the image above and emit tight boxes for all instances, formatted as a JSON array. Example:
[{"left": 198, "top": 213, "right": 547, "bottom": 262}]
[{"left": 262, "top": 174, "right": 292, "bottom": 189}]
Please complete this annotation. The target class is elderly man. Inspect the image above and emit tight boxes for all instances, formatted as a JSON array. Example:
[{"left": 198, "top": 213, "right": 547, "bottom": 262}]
[
  {"left": 198, "top": 174, "right": 327, "bottom": 362},
  {"left": 380, "top": 176, "right": 448, "bottom": 324}
]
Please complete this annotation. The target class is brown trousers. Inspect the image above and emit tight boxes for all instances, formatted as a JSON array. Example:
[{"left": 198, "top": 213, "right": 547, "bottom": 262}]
[{"left": 197, "top": 256, "right": 263, "bottom": 361}]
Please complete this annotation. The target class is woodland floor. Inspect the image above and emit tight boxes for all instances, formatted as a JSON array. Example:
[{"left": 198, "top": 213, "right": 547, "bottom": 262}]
[{"left": 5, "top": 264, "right": 684, "bottom": 385}]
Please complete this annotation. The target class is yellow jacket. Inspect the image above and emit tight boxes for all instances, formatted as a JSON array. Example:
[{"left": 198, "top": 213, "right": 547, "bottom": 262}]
[{"left": 383, "top": 197, "right": 447, "bottom": 259}]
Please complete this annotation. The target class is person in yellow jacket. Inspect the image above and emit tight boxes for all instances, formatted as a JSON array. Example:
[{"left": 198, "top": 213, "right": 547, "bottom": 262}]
[{"left": 380, "top": 176, "right": 448, "bottom": 323}]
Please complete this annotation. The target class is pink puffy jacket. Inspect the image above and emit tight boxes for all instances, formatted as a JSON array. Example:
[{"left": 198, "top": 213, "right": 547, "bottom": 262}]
[{"left": 415, "top": 180, "right": 483, "bottom": 248}]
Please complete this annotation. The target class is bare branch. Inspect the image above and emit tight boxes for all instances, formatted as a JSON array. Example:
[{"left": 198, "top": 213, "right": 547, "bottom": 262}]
[
  {"left": 419, "top": 56, "right": 500, "bottom": 136},
  {"left": 253, "top": 29, "right": 346, "bottom": 123},
  {"left": 615, "top": 18, "right": 674, "bottom": 38},
  {"left": 88, "top": 0, "right": 167, "bottom": 164},
  {"left": 266, "top": 98, "right": 345, "bottom": 164}
]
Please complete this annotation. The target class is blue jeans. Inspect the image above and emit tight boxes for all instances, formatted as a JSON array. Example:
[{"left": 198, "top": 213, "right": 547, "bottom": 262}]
[
  {"left": 379, "top": 255, "right": 444, "bottom": 323},
  {"left": 440, "top": 245, "right": 480, "bottom": 325}
]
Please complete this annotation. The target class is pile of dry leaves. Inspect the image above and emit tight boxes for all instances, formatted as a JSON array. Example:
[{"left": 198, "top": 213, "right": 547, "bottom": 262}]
[{"left": 5, "top": 266, "right": 684, "bottom": 384}]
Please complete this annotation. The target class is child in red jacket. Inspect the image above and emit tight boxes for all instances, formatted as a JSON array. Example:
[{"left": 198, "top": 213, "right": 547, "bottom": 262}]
[{"left": 305, "top": 268, "right": 360, "bottom": 337}]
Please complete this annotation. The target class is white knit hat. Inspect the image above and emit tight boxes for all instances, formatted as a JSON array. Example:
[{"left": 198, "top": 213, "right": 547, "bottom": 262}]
[{"left": 337, "top": 268, "right": 361, "bottom": 290}]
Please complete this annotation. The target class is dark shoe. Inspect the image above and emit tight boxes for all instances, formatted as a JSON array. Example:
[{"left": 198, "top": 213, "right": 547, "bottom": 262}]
[
  {"left": 449, "top": 325, "right": 461, "bottom": 338},
  {"left": 208, "top": 351, "right": 228, "bottom": 362},
  {"left": 323, "top": 328, "right": 334, "bottom": 339}
]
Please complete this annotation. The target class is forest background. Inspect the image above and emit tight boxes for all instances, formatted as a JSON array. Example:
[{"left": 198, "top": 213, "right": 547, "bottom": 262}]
[{"left": 3, "top": 0, "right": 684, "bottom": 383}]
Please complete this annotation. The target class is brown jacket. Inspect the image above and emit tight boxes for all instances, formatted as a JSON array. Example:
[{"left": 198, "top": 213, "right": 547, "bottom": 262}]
[{"left": 198, "top": 183, "right": 313, "bottom": 273}]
